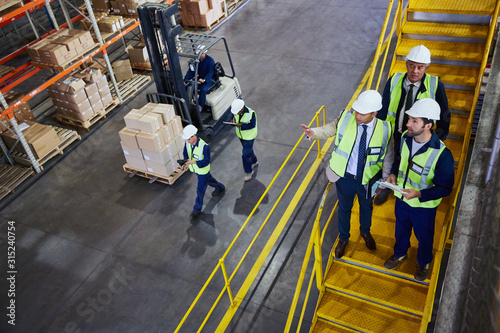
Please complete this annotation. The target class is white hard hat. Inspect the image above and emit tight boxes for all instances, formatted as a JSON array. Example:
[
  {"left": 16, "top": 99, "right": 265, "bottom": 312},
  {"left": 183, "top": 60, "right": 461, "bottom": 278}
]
[
  {"left": 231, "top": 99, "right": 245, "bottom": 114},
  {"left": 182, "top": 124, "right": 198, "bottom": 140},
  {"left": 405, "top": 98, "right": 440, "bottom": 120},
  {"left": 406, "top": 45, "right": 431, "bottom": 64},
  {"left": 352, "top": 90, "right": 382, "bottom": 114}
]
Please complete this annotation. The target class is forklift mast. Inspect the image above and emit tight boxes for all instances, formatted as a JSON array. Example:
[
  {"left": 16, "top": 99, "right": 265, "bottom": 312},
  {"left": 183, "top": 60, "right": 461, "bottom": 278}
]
[{"left": 137, "top": 3, "right": 200, "bottom": 128}]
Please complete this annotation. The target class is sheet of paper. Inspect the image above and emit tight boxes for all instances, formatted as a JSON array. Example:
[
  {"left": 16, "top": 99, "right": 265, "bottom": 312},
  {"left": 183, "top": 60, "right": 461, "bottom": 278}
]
[
  {"left": 376, "top": 181, "right": 407, "bottom": 194},
  {"left": 223, "top": 122, "right": 238, "bottom": 126}
]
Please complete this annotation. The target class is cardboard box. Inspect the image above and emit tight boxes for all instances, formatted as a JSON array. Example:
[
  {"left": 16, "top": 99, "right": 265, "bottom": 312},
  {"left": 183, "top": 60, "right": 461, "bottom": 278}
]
[
  {"left": 93, "top": 0, "right": 110, "bottom": 11},
  {"left": 120, "top": 141, "right": 143, "bottom": 159},
  {"left": 58, "top": 76, "right": 86, "bottom": 95},
  {"left": 53, "top": 35, "right": 84, "bottom": 55},
  {"left": 158, "top": 125, "right": 173, "bottom": 144},
  {"left": 137, "top": 113, "right": 163, "bottom": 133},
  {"left": 76, "top": 68, "right": 103, "bottom": 83},
  {"left": 101, "top": 93, "right": 114, "bottom": 107},
  {"left": 66, "top": 108, "right": 94, "bottom": 122},
  {"left": 84, "top": 83, "right": 99, "bottom": 97},
  {"left": 144, "top": 159, "right": 175, "bottom": 177},
  {"left": 126, "top": 43, "right": 149, "bottom": 63},
  {"left": 182, "top": 0, "right": 209, "bottom": 15},
  {"left": 146, "top": 103, "right": 175, "bottom": 123},
  {"left": 0, "top": 121, "right": 60, "bottom": 159},
  {"left": 141, "top": 140, "right": 176, "bottom": 164},
  {"left": 96, "top": 76, "right": 109, "bottom": 90},
  {"left": 91, "top": 99, "right": 104, "bottom": 114},
  {"left": 125, "top": 155, "right": 147, "bottom": 170},
  {"left": 40, "top": 43, "right": 74, "bottom": 65},
  {"left": 172, "top": 135, "right": 184, "bottom": 154},
  {"left": 170, "top": 115, "right": 183, "bottom": 137},
  {"left": 124, "top": 108, "right": 147, "bottom": 130},
  {"left": 64, "top": 88, "right": 87, "bottom": 104},
  {"left": 66, "top": 99, "right": 92, "bottom": 113},
  {"left": 119, "top": 127, "right": 140, "bottom": 148},
  {"left": 181, "top": 12, "right": 196, "bottom": 27},
  {"left": 109, "top": 1, "right": 121, "bottom": 14},
  {"left": 98, "top": 85, "right": 111, "bottom": 99},
  {"left": 136, "top": 131, "right": 166, "bottom": 151},
  {"left": 112, "top": 59, "right": 133, "bottom": 82},
  {"left": 87, "top": 91, "right": 101, "bottom": 106}
]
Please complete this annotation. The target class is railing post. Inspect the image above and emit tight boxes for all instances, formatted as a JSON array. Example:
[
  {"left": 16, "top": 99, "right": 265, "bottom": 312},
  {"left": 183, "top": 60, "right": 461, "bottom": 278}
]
[{"left": 219, "top": 259, "right": 235, "bottom": 305}]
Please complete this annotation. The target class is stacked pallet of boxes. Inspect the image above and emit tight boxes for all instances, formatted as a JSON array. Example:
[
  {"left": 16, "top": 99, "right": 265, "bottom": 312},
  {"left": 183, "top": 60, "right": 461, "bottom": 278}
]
[
  {"left": 119, "top": 103, "right": 184, "bottom": 177},
  {"left": 27, "top": 29, "right": 95, "bottom": 67},
  {"left": 0, "top": 120, "right": 61, "bottom": 160},
  {"left": 0, "top": 91, "right": 36, "bottom": 132},
  {"left": 180, "top": 0, "right": 225, "bottom": 28},
  {"left": 109, "top": 0, "right": 146, "bottom": 15},
  {"left": 48, "top": 68, "right": 114, "bottom": 124}
]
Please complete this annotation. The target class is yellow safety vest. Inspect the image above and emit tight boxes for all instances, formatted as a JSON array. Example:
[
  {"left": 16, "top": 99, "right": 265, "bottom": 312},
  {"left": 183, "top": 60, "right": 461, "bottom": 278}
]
[
  {"left": 329, "top": 110, "right": 393, "bottom": 185},
  {"left": 235, "top": 107, "right": 257, "bottom": 140},
  {"left": 387, "top": 73, "right": 439, "bottom": 125},
  {"left": 186, "top": 138, "right": 210, "bottom": 175},
  {"left": 394, "top": 134, "right": 446, "bottom": 208}
]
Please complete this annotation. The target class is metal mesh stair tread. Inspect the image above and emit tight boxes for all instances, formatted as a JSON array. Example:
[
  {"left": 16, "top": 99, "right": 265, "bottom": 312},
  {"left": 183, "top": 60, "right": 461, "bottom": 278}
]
[
  {"left": 391, "top": 60, "right": 479, "bottom": 87},
  {"left": 313, "top": 318, "right": 360, "bottom": 332},
  {"left": 446, "top": 88, "right": 475, "bottom": 111},
  {"left": 407, "top": 0, "right": 496, "bottom": 15},
  {"left": 325, "top": 261, "right": 427, "bottom": 315},
  {"left": 402, "top": 21, "right": 489, "bottom": 38},
  {"left": 396, "top": 39, "right": 484, "bottom": 62},
  {"left": 449, "top": 115, "right": 469, "bottom": 137},
  {"left": 317, "top": 291, "right": 421, "bottom": 332}
]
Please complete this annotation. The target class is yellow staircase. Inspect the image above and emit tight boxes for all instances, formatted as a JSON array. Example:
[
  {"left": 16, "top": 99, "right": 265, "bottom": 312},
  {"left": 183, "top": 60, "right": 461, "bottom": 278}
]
[{"left": 309, "top": 0, "right": 499, "bottom": 332}]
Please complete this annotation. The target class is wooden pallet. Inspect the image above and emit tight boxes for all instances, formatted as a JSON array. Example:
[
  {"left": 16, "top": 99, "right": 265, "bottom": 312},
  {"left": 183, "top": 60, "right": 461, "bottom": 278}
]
[
  {"left": 0, "top": 65, "right": 15, "bottom": 77},
  {"left": 123, "top": 163, "right": 187, "bottom": 185},
  {"left": 31, "top": 43, "right": 100, "bottom": 71},
  {"left": 55, "top": 97, "right": 120, "bottom": 130},
  {"left": 11, "top": 126, "right": 81, "bottom": 169},
  {"left": 183, "top": 14, "right": 227, "bottom": 30},
  {"left": 0, "top": 163, "right": 34, "bottom": 201},
  {"left": 110, "top": 74, "right": 152, "bottom": 102}
]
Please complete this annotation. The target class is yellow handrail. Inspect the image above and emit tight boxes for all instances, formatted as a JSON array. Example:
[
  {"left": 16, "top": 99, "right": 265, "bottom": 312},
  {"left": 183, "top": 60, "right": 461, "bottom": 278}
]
[{"left": 175, "top": 107, "right": 327, "bottom": 332}]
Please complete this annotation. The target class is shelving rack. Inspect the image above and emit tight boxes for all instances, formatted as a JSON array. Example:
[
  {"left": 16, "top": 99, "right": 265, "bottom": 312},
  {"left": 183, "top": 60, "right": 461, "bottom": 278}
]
[{"left": 0, "top": 0, "right": 142, "bottom": 174}]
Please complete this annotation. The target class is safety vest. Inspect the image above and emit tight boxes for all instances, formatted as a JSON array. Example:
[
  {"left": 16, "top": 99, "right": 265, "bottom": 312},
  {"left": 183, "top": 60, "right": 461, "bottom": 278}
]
[
  {"left": 186, "top": 138, "right": 210, "bottom": 175},
  {"left": 394, "top": 134, "right": 446, "bottom": 208},
  {"left": 329, "top": 110, "right": 393, "bottom": 185},
  {"left": 387, "top": 73, "right": 439, "bottom": 124},
  {"left": 235, "top": 107, "right": 257, "bottom": 140}
]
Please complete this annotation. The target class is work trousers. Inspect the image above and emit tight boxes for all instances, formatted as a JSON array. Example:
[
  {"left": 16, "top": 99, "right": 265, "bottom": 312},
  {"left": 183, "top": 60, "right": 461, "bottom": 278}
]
[
  {"left": 240, "top": 138, "right": 258, "bottom": 173},
  {"left": 193, "top": 172, "right": 225, "bottom": 212},
  {"left": 335, "top": 174, "right": 373, "bottom": 242},
  {"left": 394, "top": 198, "right": 437, "bottom": 266},
  {"left": 198, "top": 83, "right": 210, "bottom": 108}
]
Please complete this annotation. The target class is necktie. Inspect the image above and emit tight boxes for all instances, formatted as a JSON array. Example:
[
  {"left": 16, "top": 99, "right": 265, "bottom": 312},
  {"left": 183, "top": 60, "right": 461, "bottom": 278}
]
[
  {"left": 356, "top": 124, "right": 368, "bottom": 180},
  {"left": 403, "top": 84, "right": 415, "bottom": 130}
]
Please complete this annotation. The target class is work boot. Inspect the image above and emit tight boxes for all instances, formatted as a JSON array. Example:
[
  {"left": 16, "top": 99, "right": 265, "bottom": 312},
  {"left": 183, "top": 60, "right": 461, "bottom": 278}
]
[
  {"left": 334, "top": 240, "right": 348, "bottom": 259},
  {"left": 212, "top": 188, "right": 225, "bottom": 197},
  {"left": 384, "top": 254, "right": 408, "bottom": 269},
  {"left": 360, "top": 232, "right": 376, "bottom": 250},
  {"left": 189, "top": 211, "right": 201, "bottom": 220},
  {"left": 374, "top": 188, "right": 391, "bottom": 205},
  {"left": 414, "top": 264, "right": 430, "bottom": 281},
  {"left": 252, "top": 161, "right": 259, "bottom": 170},
  {"left": 244, "top": 171, "right": 254, "bottom": 181}
]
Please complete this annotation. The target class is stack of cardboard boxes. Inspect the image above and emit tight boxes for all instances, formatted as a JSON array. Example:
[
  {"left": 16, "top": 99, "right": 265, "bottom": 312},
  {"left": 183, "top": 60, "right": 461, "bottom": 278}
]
[
  {"left": 0, "top": 121, "right": 61, "bottom": 159},
  {"left": 0, "top": 91, "right": 36, "bottom": 132},
  {"left": 27, "top": 29, "right": 95, "bottom": 67},
  {"left": 49, "top": 68, "right": 113, "bottom": 123},
  {"left": 180, "top": 0, "right": 225, "bottom": 28},
  {"left": 119, "top": 103, "right": 184, "bottom": 177},
  {"left": 80, "top": 12, "right": 109, "bottom": 30},
  {"left": 109, "top": 0, "right": 147, "bottom": 15}
]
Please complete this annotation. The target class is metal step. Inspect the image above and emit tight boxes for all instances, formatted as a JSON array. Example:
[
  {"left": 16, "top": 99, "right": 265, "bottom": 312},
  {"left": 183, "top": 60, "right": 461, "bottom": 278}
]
[
  {"left": 316, "top": 291, "right": 421, "bottom": 332},
  {"left": 407, "top": 0, "right": 497, "bottom": 15},
  {"left": 391, "top": 60, "right": 479, "bottom": 87},
  {"left": 324, "top": 261, "right": 428, "bottom": 316},
  {"left": 396, "top": 39, "right": 485, "bottom": 63},
  {"left": 449, "top": 114, "right": 469, "bottom": 137},
  {"left": 312, "top": 319, "right": 359, "bottom": 333},
  {"left": 446, "top": 88, "right": 475, "bottom": 111},
  {"left": 443, "top": 138, "right": 464, "bottom": 164},
  {"left": 403, "top": 21, "right": 489, "bottom": 39}
]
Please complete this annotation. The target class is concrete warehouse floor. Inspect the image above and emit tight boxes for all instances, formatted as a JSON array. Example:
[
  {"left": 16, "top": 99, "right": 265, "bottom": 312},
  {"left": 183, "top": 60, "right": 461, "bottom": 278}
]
[{"left": 0, "top": 0, "right": 410, "bottom": 332}]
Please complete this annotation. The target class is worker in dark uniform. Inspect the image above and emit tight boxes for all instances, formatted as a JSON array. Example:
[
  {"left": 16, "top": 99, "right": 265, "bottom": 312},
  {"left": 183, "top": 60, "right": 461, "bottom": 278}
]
[
  {"left": 182, "top": 125, "right": 225, "bottom": 220},
  {"left": 230, "top": 99, "right": 258, "bottom": 181},
  {"left": 301, "top": 90, "right": 393, "bottom": 258},
  {"left": 374, "top": 44, "right": 450, "bottom": 205},
  {"left": 383, "top": 98, "right": 454, "bottom": 281},
  {"left": 184, "top": 51, "right": 215, "bottom": 110}
]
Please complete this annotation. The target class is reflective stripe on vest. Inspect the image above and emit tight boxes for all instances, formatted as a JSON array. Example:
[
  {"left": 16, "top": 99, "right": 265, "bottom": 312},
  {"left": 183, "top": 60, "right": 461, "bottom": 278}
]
[
  {"left": 394, "top": 136, "right": 446, "bottom": 208},
  {"left": 235, "top": 107, "right": 257, "bottom": 140},
  {"left": 387, "top": 73, "right": 438, "bottom": 125},
  {"left": 186, "top": 138, "right": 210, "bottom": 175},
  {"left": 328, "top": 110, "right": 393, "bottom": 185}
]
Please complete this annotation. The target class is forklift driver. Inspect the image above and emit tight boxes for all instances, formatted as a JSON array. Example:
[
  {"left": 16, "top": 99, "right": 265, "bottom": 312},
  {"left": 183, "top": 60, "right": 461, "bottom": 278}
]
[{"left": 184, "top": 51, "right": 215, "bottom": 111}]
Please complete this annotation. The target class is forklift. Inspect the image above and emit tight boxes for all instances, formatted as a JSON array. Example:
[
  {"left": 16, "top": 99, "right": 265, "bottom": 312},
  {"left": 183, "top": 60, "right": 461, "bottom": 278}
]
[{"left": 137, "top": 3, "right": 242, "bottom": 143}]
